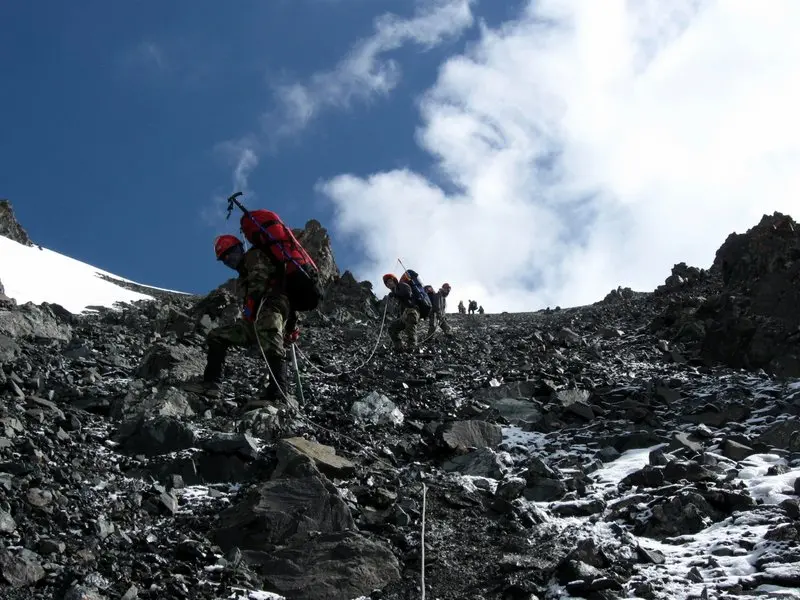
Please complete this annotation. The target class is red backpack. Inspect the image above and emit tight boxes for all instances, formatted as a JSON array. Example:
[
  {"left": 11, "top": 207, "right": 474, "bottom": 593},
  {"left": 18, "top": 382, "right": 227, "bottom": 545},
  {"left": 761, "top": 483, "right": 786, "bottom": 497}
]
[{"left": 239, "top": 209, "right": 324, "bottom": 311}]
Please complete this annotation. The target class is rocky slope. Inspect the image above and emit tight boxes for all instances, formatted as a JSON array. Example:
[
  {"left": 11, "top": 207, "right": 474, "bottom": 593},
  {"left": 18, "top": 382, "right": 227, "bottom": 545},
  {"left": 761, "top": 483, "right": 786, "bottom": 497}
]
[{"left": 1, "top": 211, "right": 799, "bottom": 600}]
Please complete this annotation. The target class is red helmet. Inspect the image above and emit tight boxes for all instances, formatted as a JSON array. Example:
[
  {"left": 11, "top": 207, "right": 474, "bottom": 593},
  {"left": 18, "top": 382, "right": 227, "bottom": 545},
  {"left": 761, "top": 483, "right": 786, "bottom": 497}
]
[
  {"left": 214, "top": 235, "right": 243, "bottom": 260},
  {"left": 383, "top": 273, "right": 397, "bottom": 286}
]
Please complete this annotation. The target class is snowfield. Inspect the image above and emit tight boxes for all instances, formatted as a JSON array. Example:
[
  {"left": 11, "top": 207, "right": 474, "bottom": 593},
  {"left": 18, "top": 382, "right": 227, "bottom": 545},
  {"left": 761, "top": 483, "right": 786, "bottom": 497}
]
[{"left": 0, "top": 235, "right": 185, "bottom": 313}]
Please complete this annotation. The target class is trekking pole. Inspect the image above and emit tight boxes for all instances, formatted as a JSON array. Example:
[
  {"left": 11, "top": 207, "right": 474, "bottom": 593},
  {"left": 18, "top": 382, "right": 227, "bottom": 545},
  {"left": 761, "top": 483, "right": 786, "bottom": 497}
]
[
  {"left": 397, "top": 257, "right": 411, "bottom": 280},
  {"left": 290, "top": 344, "right": 305, "bottom": 405}
]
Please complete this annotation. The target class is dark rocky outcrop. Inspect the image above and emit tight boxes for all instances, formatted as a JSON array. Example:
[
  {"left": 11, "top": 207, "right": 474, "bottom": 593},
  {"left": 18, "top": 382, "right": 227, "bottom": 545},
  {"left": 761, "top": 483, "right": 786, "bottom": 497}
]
[
  {"left": 652, "top": 212, "right": 800, "bottom": 376},
  {"left": 0, "top": 200, "right": 33, "bottom": 246},
  {"left": 293, "top": 219, "right": 339, "bottom": 288}
]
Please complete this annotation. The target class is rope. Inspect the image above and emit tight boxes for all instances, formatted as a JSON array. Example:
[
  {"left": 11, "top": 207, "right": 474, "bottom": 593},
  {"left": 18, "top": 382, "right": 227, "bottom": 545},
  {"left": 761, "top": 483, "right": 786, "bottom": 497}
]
[
  {"left": 253, "top": 297, "right": 293, "bottom": 405},
  {"left": 421, "top": 482, "right": 428, "bottom": 600},
  {"left": 294, "top": 297, "right": 390, "bottom": 377},
  {"left": 250, "top": 295, "right": 397, "bottom": 468}
]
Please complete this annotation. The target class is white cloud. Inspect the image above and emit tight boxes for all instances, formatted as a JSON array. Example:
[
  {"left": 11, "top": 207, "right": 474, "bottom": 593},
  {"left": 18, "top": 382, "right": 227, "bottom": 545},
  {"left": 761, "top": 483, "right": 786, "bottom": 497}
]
[
  {"left": 266, "top": 0, "right": 476, "bottom": 138},
  {"left": 319, "top": 0, "right": 800, "bottom": 312}
]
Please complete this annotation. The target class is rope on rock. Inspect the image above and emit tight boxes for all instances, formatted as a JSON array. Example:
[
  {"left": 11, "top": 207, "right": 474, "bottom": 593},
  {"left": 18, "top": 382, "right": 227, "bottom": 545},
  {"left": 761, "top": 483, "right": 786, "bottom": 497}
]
[
  {"left": 251, "top": 296, "right": 395, "bottom": 467},
  {"left": 294, "top": 295, "right": 390, "bottom": 377},
  {"left": 421, "top": 481, "right": 428, "bottom": 600}
]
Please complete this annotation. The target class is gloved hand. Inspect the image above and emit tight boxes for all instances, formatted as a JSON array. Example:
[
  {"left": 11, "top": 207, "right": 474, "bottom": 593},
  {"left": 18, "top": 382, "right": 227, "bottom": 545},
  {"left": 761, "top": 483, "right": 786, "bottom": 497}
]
[{"left": 284, "top": 327, "right": 300, "bottom": 344}]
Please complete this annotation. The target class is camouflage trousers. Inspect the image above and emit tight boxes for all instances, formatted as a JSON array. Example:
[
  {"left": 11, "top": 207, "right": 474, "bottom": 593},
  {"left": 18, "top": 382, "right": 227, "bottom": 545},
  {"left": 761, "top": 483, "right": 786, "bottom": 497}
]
[
  {"left": 207, "top": 294, "right": 290, "bottom": 360},
  {"left": 427, "top": 311, "right": 451, "bottom": 336},
  {"left": 388, "top": 307, "right": 420, "bottom": 348}
]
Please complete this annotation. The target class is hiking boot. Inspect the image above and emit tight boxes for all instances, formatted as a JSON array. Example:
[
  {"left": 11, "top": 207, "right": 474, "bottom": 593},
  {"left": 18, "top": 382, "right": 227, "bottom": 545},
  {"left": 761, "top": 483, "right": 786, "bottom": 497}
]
[
  {"left": 183, "top": 379, "right": 222, "bottom": 398},
  {"left": 261, "top": 356, "right": 298, "bottom": 410}
]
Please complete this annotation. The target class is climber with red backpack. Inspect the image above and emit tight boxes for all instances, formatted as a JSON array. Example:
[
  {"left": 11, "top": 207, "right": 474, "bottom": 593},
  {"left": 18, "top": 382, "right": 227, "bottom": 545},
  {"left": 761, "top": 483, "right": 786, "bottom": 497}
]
[
  {"left": 383, "top": 269, "right": 431, "bottom": 352},
  {"left": 185, "top": 193, "right": 323, "bottom": 407}
]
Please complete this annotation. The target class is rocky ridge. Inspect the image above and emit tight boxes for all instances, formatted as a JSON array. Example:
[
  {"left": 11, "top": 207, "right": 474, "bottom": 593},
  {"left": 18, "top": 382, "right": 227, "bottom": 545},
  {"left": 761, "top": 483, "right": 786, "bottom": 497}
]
[
  {"left": 0, "top": 200, "right": 33, "bottom": 247},
  {"left": 0, "top": 209, "right": 799, "bottom": 600}
]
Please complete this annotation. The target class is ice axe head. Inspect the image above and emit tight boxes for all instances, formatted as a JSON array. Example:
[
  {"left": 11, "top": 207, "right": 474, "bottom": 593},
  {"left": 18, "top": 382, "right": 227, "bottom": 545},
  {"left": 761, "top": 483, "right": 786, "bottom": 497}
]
[{"left": 225, "top": 191, "right": 244, "bottom": 220}]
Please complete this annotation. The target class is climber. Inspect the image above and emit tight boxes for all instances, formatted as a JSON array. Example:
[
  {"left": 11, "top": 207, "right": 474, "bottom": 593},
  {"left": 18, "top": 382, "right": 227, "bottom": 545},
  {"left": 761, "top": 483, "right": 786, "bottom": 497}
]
[
  {"left": 424, "top": 285, "right": 436, "bottom": 306},
  {"left": 427, "top": 283, "right": 452, "bottom": 337},
  {"left": 468, "top": 300, "right": 478, "bottom": 315},
  {"left": 458, "top": 300, "right": 466, "bottom": 314},
  {"left": 184, "top": 234, "right": 300, "bottom": 407},
  {"left": 478, "top": 305, "right": 484, "bottom": 314},
  {"left": 383, "top": 273, "right": 421, "bottom": 352}
]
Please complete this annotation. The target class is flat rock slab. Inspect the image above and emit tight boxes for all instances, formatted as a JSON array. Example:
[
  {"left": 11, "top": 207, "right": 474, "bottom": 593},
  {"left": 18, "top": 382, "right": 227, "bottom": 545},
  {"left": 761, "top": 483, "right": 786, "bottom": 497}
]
[
  {"left": 274, "top": 437, "right": 355, "bottom": 479},
  {"left": 438, "top": 420, "right": 503, "bottom": 452},
  {"left": 491, "top": 397, "right": 543, "bottom": 425}
]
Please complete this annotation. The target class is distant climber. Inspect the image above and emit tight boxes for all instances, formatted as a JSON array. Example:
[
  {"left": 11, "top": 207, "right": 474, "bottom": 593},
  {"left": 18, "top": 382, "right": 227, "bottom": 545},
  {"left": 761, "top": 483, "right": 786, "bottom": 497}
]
[
  {"left": 468, "top": 300, "right": 478, "bottom": 315},
  {"left": 185, "top": 234, "right": 301, "bottom": 406},
  {"left": 426, "top": 283, "right": 452, "bottom": 337},
  {"left": 478, "top": 305, "right": 484, "bottom": 314},
  {"left": 458, "top": 300, "right": 466, "bottom": 314},
  {"left": 384, "top": 271, "right": 430, "bottom": 352}
]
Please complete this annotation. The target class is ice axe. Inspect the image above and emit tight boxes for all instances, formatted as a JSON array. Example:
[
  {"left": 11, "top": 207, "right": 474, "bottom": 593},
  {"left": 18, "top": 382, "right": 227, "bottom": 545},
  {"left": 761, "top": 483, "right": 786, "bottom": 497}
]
[
  {"left": 224, "top": 191, "right": 314, "bottom": 281},
  {"left": 224, "top": 191, "right": 246, "bottom": 220}
]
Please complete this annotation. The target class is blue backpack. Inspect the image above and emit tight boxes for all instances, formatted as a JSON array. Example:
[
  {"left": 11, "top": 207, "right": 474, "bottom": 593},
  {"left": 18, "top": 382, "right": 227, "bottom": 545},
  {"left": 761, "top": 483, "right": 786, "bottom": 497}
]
[{"left": 402, "top": 269, "right": 432, "bottom": 319}]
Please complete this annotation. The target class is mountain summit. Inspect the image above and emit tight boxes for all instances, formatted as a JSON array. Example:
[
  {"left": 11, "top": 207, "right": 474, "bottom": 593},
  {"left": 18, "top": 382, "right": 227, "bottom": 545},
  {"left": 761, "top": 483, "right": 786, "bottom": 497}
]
[{"left": 0, "top": 205, "right": 799, "bottom": 600}]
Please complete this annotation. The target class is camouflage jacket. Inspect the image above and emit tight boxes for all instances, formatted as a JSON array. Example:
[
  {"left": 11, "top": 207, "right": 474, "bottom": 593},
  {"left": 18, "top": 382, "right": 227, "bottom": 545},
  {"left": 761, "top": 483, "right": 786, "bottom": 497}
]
[
  {"left": 389, "top": 281, "right": 416, "bottom": 313},
  {"left": 236, "top": 247, "right": 281, "bottom": 300},
  {"left": 432, "top": 291, "right": 448, "bottom": 315}
]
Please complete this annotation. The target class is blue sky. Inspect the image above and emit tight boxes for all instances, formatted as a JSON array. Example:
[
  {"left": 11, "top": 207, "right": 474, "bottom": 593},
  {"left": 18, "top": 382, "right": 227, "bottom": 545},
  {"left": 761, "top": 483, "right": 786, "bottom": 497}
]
[
  {"left": 2, "top": 1, "right": 797, "bottom": 311},
  {"left": 0, "top": 0, "right": 522, "bottom": 294}
]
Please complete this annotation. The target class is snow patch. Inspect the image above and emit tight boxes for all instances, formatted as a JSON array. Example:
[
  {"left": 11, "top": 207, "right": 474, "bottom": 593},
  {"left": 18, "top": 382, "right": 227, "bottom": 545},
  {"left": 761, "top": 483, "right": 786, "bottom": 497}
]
[
  {"left": 501, "top": 426, "right": 547, "bottom": 451},
  {"left": 736, "top": 454, "right": 800, "bottom": 504},
  {"left": 0, "top": 235, "right": 184, "bottom": 313},
  {"left": 591, "top": 444, "right": 665, "bottom": 496}
]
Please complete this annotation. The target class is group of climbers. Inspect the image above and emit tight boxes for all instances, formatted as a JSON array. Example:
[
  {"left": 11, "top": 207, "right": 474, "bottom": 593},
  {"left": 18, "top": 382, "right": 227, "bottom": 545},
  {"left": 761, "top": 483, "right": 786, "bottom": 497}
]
[
  {"left": 382, "top": 272, "right": 452, "bottom": 352},
  {"left": 458, "top": 300, "right": 484, "bottom": 314},
  {"left": 185, "top": 193, "right": 470, "bottom": 405}
]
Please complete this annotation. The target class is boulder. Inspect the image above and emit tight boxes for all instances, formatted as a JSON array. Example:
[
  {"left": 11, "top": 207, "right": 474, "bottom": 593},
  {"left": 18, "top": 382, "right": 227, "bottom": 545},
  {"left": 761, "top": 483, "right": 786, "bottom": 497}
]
[
  {"left": 437, "top": 420, "right": 503, "bottom": 452},
  {"left": 245, "top": 530, "right": 400, "bottom": 600},
  {"left": 0, "top": 303, "right": 71, "bottom": 341},
  {"left": 135, "top": 342, "right": 206, "bottom": 383},
  {"left": 114, "top": 416, "right": 197, "bottom": 456},
  {"left": 350, "top": 392, "right": 404, "bottom": 426},
  {"left": 212, "top": 473, "right": 354, "bottom": 551},
  {"left": 443, "top": 447, "right": 507, "bottom": 479}
]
